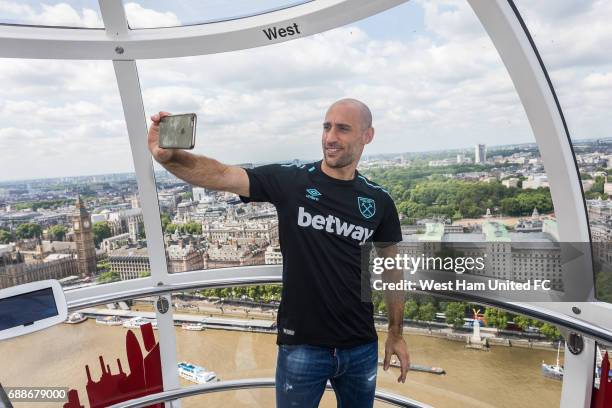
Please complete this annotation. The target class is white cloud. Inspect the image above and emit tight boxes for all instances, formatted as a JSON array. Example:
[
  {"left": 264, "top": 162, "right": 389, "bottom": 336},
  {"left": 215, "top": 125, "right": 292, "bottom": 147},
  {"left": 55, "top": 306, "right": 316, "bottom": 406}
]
[
  {"left": 515, "top": 0, "right": 612, "bottom": 69},
  {"left": 0, "top": 1, "right": 102, "bottom": 27},
  {"left": 37, "top": 3, "right": 101, "bottom": 27},
  {"left": 124, "top": 2, "right": 180, "bottom": 29},
  {"left": 417, "top": 0, "right": 484, "bottom": 40},
  {"left": 514, "top": 0, "right": 612, "bottom": 139},
  {"left": 583, "top": 72, "right": 612, "bottom": 89},
  {"left": 0, "top": 1, "right": 33, "bottom": 17}
]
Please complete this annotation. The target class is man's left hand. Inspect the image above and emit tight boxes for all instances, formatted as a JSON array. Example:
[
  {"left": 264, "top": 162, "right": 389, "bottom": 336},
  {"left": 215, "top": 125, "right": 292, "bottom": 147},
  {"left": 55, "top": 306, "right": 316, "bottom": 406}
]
[{"left": 383, "top": 331, "right": 410, "bottom": 383}]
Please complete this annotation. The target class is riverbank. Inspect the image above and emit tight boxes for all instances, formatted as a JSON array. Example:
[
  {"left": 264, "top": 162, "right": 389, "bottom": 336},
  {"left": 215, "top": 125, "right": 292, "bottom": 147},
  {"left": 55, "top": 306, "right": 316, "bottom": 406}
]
[
  {"left": 377, "top": 324, "right": 559, "bottom": 351},
  {"left": 109, "top": 297, "right": 562, "bottom": 351}
]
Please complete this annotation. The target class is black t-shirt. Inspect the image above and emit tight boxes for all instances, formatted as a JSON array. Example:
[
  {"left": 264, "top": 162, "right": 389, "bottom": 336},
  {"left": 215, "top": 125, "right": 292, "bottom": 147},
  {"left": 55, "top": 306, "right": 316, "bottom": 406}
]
[{"left": 239, "top": 160, "right": 402, "bottom": 348}]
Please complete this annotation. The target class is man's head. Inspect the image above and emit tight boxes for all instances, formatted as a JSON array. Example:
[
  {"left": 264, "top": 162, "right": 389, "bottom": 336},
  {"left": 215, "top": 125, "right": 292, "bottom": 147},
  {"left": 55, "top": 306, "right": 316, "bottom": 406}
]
[{"left": 322, "top": 98, "right": 374, "bottom": 169}]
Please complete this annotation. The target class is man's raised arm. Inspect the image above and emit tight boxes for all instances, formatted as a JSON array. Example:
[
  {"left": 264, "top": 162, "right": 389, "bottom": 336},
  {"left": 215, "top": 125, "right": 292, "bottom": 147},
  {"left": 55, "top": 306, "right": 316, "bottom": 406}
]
[{"left": 147, "top": 112, "right": 250, "bottom": 197}]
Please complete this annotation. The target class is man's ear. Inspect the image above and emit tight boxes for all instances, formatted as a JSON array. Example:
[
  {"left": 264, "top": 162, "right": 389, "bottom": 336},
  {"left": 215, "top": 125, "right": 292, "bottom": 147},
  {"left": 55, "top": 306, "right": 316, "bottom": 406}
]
[{"left": 364, "top": 127, "right": 375, "bottom": 145}]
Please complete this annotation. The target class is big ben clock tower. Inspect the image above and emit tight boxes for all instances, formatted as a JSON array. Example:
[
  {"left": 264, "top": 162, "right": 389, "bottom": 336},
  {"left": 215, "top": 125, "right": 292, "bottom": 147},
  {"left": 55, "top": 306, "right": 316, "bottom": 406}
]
[{"left": 72, "top": 194, "right": 97, "bottom": 277}]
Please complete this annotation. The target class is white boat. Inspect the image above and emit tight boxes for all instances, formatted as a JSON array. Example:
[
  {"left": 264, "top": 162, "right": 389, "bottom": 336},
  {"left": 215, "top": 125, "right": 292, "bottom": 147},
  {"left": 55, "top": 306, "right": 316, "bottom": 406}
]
[
  {"left": 181, "top": 322, "right": 205, "bottom": 331},
  {"left": 178, "top": 362, "right": 218, "bottom": 384},
  {"left": 541, "top": 341, "right": 564, "bottom": 380},
  {"left": 65, "top": 312, "right": 87, "bottom": 324},
  {"left": 122, "top": 317, "right": 155, "bottom": 329},
  {"left": 95, "top": 315, "right": 123, "bottom": 326}
]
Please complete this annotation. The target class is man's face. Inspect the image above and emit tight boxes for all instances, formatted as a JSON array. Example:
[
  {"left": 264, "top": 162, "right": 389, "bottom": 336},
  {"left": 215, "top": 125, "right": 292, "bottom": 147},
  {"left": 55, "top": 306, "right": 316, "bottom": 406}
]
[{"left": 321, "top": 103, "right": 372, "bottom": 169}]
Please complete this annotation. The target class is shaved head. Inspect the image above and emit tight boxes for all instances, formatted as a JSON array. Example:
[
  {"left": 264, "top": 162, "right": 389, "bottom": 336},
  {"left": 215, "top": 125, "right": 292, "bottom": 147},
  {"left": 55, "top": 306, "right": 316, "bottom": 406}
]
[
  {"left": 327, "top": 98, "right": 372, "bottom": 131},
  {"left": 321, "top": 98, "right": 375, "bottom": 172}
]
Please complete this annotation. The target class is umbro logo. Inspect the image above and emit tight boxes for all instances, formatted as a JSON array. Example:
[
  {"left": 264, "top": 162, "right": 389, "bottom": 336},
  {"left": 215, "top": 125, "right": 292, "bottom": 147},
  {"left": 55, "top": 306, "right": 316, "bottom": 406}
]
[{"left": 306, "top": 188, "right": 322, "bottom": 201}]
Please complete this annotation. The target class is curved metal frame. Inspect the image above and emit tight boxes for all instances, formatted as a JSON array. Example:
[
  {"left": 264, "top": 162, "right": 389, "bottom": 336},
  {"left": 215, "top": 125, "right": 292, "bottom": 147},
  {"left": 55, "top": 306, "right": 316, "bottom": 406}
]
[
  {"left": 0, "top": 0, "right": 608, "bottom": 406},
  {"left": 107, "top": 378, "right": 432, "bottom": 408},
  {"left": 0, "top": 0, "right": 404, "bottom": 59},
  {"left": 467, "top": 2, "right": 599, "bottom": 404}
]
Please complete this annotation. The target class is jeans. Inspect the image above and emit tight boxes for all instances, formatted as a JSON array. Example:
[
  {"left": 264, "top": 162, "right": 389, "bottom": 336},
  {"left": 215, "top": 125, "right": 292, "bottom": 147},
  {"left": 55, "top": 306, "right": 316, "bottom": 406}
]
[{"left": 275, "top": 340, "right": 378, "bottom": 408}]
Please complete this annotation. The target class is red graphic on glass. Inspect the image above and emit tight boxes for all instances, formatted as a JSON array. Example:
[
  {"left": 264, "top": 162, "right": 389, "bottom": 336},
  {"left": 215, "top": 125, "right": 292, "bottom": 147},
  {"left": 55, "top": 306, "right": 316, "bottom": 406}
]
[
  {"left": 63, "top": 322, "right": 163, "bottom": 408},
  {"left": 592, "top": 352, "right": 611, "bottom": 408}
]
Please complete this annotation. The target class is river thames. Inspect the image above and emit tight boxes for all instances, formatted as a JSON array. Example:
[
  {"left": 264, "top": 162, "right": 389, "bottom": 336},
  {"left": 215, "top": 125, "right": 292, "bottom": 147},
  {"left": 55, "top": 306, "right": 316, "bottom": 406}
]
[{"left": 0, "top": 320, "right": 562, "bottom": 407}]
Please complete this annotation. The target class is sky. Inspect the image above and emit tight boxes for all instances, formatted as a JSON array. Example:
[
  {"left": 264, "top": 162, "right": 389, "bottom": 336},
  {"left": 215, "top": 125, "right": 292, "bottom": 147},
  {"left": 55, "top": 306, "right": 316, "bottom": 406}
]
[{"left": 0, "top": 0, "right": 611, "bottom": 181}]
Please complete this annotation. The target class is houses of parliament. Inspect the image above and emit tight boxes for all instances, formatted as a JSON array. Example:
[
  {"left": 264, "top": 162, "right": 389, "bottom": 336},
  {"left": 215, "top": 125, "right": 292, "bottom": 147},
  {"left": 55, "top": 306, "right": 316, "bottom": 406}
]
[{"left": 0, "top": 195, "right": 97, "bottom": 289}]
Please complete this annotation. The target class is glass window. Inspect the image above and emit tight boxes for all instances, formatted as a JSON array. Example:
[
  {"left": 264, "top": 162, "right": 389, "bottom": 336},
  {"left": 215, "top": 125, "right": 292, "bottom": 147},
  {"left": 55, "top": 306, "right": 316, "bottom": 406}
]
[
  {"left": 514, "top": 0, "right": 612, "bottom": 303},
  {"left": 0, "top": 59, "right": 151, "bottom": 290},
  {"left": 0, "top": 296, "right": 164, "bottom": 407},
  {"left": 126, "top": 0, "right": 312, "bottom": 29},
  {"left": 136, "top": 1, "right": 564, "bottom": 405},
  {"left": 0, "top": 1, "right": 102, "bottom": 28},
  {"left": 168, "top": 289, "right": 564, "bottom": 408},
  {"left": 172, "top": 288, "right": 279, "bottom": 385},
  {"left": 139, "top": 0, "right": 562, "bottom": 290}
]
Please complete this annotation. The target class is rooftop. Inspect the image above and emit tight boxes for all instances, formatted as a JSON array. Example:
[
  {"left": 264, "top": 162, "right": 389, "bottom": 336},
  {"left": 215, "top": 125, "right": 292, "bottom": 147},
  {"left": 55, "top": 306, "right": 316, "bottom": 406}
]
[
  {"left": 482, "top": 221, "right": 511, "bottom": 242},
  {"left": 418, "top": 223, "right": 445, "bottom": 241}
]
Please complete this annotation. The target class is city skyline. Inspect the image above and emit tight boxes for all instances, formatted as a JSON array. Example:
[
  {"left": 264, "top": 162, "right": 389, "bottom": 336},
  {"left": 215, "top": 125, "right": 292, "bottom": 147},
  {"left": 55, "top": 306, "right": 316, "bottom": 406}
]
[
  {"left": 1, "top": 137, "right": 610, "bottom": 184},
  {"left": 1, "top": 1, "right": 611, "bottom": 181}
]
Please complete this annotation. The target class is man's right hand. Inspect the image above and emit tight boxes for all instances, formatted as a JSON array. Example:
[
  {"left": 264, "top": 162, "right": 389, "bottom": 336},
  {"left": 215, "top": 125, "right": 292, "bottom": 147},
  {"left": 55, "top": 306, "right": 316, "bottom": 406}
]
[
  {"left": 145, "top": 110, "right": 250, "bottom": 197},
  {"left": 148, "top": 111, "right": 175, "bottom": 164}
]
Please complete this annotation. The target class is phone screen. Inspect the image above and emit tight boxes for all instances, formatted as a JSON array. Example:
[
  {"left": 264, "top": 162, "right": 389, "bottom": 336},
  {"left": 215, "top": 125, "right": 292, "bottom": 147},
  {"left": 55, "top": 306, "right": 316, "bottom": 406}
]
[{"left": 159, "top": 113, "right": 196, "bottom": 149}]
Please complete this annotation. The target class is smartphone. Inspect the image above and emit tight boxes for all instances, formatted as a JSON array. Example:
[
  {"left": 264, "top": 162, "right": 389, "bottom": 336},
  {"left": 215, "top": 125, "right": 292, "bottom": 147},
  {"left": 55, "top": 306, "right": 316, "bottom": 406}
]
[{"left": 159, "top": 113, "right": 197, "bottom": 149}]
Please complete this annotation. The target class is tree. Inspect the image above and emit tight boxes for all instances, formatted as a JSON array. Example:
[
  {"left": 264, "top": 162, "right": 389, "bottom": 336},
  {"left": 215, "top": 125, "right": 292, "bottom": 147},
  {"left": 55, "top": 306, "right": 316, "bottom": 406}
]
[
  {"left": 97, "top": 259, "right": 110, "bottom": 272},
  {"left": 97, "top": 270, "right": 120, "bottom": 284},
  {"left": 161, "top": 213, "right": 171, "bottom": 232},
  {"left": 92, "top": 221, "right": 112, "bottom": 247},
  {"left": 16, "top": 223, "right": 42, "bottom": 239},
  {"left": 512, "top": 315, "right": 532, "bottom": 331},
  {"left": 138, "top": 222, "right": 146, "bottom": 240},
  {"left": 501, "top": 197, "right": 521, "bottom": 216},
  {"left": 0, "top": 229, "right": 12, "bottom": 244},
  {"left": 484, "top": 307, "right": 508, "bottom": 330},
  {"left": 199, "top": 285, "right": 282, "bottom": 303},
  {"left": 445, "top": 302, "right": 466, "bottom": 329},
  {"left": 48, "top": 224, "right": 67, "bottom": 241},
  {"left": 596, "top": 270, "right": 612, "bottom": 303},
  {"left": 592, "top": 176, "right": 605, "bottom": 194},
  {"left": 138, "top": 270, "right": 151, "bottom": 278},
  {"left": 539, "top": 323, "right": 561, "bottom": 341},
  {"left": 404, "top": 300, "right": 419, "bottom": 319},
  {"left": 418, "top": 302, "right": 437, "bottom": 322},
  {"left": 179, "top": 221, "right": 202, "bottom": 235}
]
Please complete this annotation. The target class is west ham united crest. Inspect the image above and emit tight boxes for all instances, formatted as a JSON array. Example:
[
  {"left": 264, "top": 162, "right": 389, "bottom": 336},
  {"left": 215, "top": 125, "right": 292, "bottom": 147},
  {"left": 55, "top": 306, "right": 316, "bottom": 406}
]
[{"left": 357, "top": 196, "right": 376, "bottom": 219}]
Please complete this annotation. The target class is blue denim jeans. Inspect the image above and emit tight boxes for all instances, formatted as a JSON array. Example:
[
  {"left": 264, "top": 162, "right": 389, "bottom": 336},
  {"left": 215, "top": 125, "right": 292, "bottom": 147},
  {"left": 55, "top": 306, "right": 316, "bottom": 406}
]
[{"left": 275, "top": 340, "right": 378, "bottom": 408}]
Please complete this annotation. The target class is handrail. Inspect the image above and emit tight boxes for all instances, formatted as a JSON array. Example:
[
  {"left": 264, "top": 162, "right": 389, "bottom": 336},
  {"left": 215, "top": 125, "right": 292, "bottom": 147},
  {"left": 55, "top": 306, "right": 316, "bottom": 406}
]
[
  {"left": 108, "top": 378, "right": 433, "bottom": 408},
  {"left": 65, "top": 274, "right": 612, "bottom": 346},
  {"left": 66, "top": 275, "right": 281, "bottom": 311}
]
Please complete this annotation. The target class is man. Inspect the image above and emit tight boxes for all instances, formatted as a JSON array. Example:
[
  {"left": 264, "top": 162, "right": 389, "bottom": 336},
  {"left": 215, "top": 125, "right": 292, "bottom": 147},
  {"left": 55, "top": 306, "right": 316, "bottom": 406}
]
[{"left": 148, "top": 98, "right": 409, "bottom": 407}]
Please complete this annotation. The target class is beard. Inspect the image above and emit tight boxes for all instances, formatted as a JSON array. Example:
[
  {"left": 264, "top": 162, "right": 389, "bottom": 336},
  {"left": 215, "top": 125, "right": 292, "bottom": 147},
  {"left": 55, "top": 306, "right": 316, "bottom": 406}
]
[{"left": 323, "top": 145, "right": 355, "bottom": 168}]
